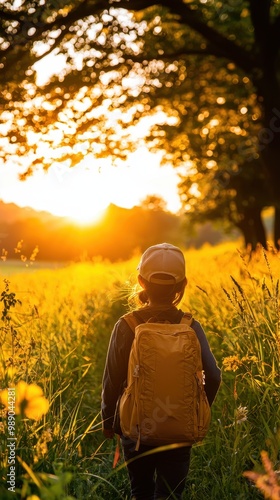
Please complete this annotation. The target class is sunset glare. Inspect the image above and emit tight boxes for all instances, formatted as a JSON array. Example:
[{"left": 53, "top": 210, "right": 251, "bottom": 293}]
[{"left": 0, "top": 148, "right": 182, "bottom": 225}]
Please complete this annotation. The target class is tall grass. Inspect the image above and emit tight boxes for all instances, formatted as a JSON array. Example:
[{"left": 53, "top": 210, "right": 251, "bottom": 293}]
[
  {"left": 182, "top": 245, "right": 280, "bottom": 499},
  {"left": 0, "top": 243, "right": 279, "bottom": 499}
]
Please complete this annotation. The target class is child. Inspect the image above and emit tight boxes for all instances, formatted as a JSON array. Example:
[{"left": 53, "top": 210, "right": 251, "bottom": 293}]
[{"left": 101, "top": 242, "right": 221, "bottom": 499}]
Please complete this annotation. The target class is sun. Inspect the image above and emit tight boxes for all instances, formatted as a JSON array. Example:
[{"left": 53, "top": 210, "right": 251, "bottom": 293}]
[
  {"left": 67, "top": 206, "right": 107, "bottom": 226},
  {"left": 44, "top": 163, "right": 111, "bottom": 224}
]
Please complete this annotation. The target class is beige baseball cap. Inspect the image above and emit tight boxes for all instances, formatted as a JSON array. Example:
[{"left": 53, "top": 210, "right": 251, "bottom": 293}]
[{"left": 137, "top": 243, "right": 186, "bottom": 285}]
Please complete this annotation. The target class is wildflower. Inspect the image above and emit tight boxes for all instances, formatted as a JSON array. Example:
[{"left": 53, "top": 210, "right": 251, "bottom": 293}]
[
  {"left": 35, "top": 429, "right": 53, "bottom": 462},
  {"left": 243, "top": 450, "right": 280, "bottom": 500},
  {"left": 14, "top": 240, "right": 23, "bottom": 254},
  {"left": 250, "top": 355, "right": 258, "bottom": 363},
  {"left": 235, "top": 405, "right": 248, "bottom": 424},
  {"left": 241, "top": 355, "right": 258, "bottom": 364},
  {"left": 1, "top": 249, "right": 8, "bottom": 261},
  {"left": 222, "top": 355, "right": 243, "bottom": 372},
  {"left": 0, "top": 381, "right": 49, "bottom": 420},
  {"left": 30, "top": 245, "right": 39, "bottom": 263},
  {"left": 42, "top": 428, "right": 53, "bottom": 442}
]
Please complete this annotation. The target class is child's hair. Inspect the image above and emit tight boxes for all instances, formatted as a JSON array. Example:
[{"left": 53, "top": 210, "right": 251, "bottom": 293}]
[{"left": 138, "top": 273, "right": 187, "bottom": 307}]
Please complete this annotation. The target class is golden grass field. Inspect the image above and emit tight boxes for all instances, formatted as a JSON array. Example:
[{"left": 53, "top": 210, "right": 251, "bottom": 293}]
[{"left": 0, "top": 241, "right": 279, "bottom": 499}]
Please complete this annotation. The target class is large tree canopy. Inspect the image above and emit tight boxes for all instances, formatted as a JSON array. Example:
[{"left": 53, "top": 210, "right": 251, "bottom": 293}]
[{"left": 1, "top": 0, "right": 280, "bottom": 248}]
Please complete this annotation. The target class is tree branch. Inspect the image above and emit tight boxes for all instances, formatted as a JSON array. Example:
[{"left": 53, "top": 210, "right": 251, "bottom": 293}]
[
  {"left": 0, "top": 0, "right": 90, "bottom": 62},
  {"left": 109, "top": 0, "right": 259, "bottom": 74},
  {"left": 1, "top": 0, "right": 262, "bottom": 80}
]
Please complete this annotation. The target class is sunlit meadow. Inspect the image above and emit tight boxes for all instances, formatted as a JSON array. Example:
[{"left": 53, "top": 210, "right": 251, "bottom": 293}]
[{"left": 0, "top": 242, "right": 279, "bottom": 499}]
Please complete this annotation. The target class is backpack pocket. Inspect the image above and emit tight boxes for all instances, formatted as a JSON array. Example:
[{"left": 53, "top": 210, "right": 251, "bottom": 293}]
[
  {"left": 119, "top": 383, "right": 138, "bottom": 440},
  {"left": 195, "top": 371, "right": 211, "bottom": 438}
]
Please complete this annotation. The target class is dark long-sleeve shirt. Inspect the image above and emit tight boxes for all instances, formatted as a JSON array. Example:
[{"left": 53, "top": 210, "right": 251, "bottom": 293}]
[{"left": 101, "top": 306, "right": 221, "bottom": 431}]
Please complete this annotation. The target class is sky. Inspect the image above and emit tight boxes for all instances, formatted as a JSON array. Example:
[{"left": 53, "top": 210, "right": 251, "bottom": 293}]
[
  {"left": 0, "top": 147, "right": 182, "bottom": 225},
  {"left": 0, "top": 29, "right": 183, "bottom": 225}
]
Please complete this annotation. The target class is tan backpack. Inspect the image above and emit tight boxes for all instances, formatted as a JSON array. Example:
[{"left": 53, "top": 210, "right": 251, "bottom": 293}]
[{"left": 119, "top": 312, "right": 211, "bottom": 450}]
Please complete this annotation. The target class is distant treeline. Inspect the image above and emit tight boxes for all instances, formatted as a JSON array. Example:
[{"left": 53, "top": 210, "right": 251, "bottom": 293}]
[
  {"left": 0, "top": 202, "right": 237, "bottom": 262},
  {"left": 0, "top": 204, "right": 181, "bottom": 261}
]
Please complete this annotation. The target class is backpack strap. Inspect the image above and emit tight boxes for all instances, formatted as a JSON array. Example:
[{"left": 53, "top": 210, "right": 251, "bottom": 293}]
[
  {"left": 180, "top": 312, "right": 193, "bottom": 327},
  {"left": 122, "top": 312, "right": 142, "bottom": 332},
  {"left": 123, "top": 311, "right": 193, "bottom": 331}
]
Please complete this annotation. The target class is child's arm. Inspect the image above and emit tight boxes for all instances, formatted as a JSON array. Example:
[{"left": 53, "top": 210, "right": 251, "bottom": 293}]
[
  {"left": 192, "top": 320, "right": 221, "bottom": 405},
  {"left": 101, "top": 319, "right": 134, "bottom": 436}
]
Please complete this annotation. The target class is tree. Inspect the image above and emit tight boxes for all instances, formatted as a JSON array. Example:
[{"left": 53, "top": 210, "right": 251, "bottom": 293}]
[
  {"left": 179, "top": 159, "right": 268, "bottom": 249},
  {"left": 1, "top": 0, "right": 279, "bottom": 247},
  {"left": 140, "top": 195, "right": 168, "bottom": 212}
]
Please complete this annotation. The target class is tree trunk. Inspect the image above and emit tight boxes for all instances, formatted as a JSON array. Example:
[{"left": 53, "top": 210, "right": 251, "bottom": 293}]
[
  {"left": 274, "top": 205, "right": 280, "bottom": 250},
  {"left": 254, "top": 209, "right": 268, "bottom": 249},
  {"left": 237, "top": 222, "right": 254, "bottom": 250},
  {"left": 248, "top": 0, "right": 280, "bottom": 247},
  {"left": 237, "top": 207, "right": 267, "bottom": 251},
  {"left": 259, "top": 110, "right": 280, "bottom": 248}
]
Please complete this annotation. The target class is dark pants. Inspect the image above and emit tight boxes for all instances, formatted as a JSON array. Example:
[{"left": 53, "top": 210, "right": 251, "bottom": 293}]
[{"left": 122, "top": 436, "right": 192, "bottom": 500}]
